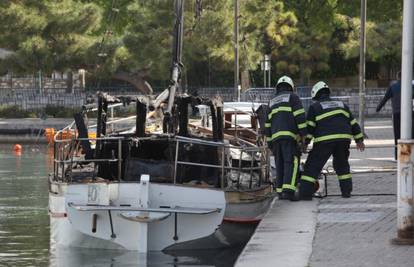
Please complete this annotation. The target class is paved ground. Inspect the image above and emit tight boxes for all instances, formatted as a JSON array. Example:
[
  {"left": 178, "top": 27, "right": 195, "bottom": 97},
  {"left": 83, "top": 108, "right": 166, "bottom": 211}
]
[
  {"left": 310, "top": 119, "right": 414, "bottom": 267},
  {"left": 238, "top": 118, "right": 414, "bottom": 267},
  {"left": 309, "top": 174, "right": 411, "bottom": 267}
]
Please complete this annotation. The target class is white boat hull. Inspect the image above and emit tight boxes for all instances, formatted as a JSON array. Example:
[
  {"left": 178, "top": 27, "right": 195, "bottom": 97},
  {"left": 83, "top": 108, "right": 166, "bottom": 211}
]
[{"left": 49, "top": 180, "right": 273, "bottom": 251}]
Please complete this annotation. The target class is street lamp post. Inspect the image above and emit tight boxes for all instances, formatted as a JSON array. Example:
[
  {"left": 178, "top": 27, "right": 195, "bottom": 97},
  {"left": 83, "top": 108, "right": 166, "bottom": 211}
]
[
  {"left": 393, "top": 0, "right": 414, "bottom": 245},
  {"left": 261, "top": 54, "right": 271, "bottom": 88},
  {"left": 358, "top": 0, "right": 367, "bottom": 135}
]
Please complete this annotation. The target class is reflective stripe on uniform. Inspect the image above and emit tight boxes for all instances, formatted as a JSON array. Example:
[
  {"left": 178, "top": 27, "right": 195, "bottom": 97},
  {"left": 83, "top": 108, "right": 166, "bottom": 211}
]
[
  {"left": 306, "top": 134, "right": 314, "bottom": 139},
  {"left": 307, "top": 120, "right": 316, "bottom": 127},
  {"left": 276, "top": 188, "right": 282, "bottom": 193},
  {"left": 282, "top": 184, "right": 296, "bottom": 191},
  {"left": 291, "top": 156, "right": 298, "bottom": 188},
  {"left": 267, "top": 106, "right": 292, "bottom": 120},
  {"left": 313, "top": 134, "right": 352, "bottom": 143},
  {"left": 298, "top": 122, "right": 307, "bottom": 129},
  {"left": 315, "top": 109, "right": 350, "bottom": 121},
  {"left": 338, "top": 174, "right": 352, "bottom": 180},
  {"left": 354, "top": 133, "right": 363, "bottom": 139},
  {"left": 293, "top": 108, "right": 305, "bottom": 117},
  {"left": 350, "top": 118, "right": 357, "bottom": 125},
  {"left": 266, "top": 131, "right": 297, "bottom": 142},
  {"left": 265, "top": 123, "right": 271, "bottom": 128},
  {"left": 301, "top": 175, "right": 316, "bottom": 183}
]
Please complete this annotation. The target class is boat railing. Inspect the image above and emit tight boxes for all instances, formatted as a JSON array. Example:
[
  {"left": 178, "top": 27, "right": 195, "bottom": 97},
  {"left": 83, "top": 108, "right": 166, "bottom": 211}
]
[
  {"left": 222, "top": 104, "right": 265, "bottom": 144},
  {"left": 51, "top": 99, "right": 269, "bottom": 187},
  {"left": 53, "top": 133, "right": 124, "bottom": 182},
  {"left": 174, "top": 136, "right": 270, "bottom": 189},
  {"left": 52, "top": 133, "right": 270, "bottom": 189}
]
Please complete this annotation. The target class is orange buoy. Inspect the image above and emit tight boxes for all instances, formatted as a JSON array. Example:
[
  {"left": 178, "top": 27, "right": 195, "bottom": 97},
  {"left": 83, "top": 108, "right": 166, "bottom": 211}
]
[
  {"left": 45, "top": 128, "right": 55, "bottom": 144},
  {"left": 13, "top": 144, "right": 22, "bottom": 152}
]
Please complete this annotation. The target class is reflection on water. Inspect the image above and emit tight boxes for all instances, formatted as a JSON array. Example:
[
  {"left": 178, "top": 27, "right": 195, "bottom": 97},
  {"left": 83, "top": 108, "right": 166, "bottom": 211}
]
[
  {"left": 0, "top": 144, "right": 245, "bottom": 266},
  {"left": 49, "top": 246, "right": 244, "bottom": 267},
  {"left": 0, "top": 144, "right": 51, "bottom": 267}
]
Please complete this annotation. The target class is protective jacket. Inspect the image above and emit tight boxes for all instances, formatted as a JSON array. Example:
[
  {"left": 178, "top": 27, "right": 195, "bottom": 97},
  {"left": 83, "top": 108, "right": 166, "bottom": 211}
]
[
  {"left": 306, "top": 94, "right": 363, "bottom": 144},
  {"left": 265, "top": 90, "right": 307, "bottom": 144}
]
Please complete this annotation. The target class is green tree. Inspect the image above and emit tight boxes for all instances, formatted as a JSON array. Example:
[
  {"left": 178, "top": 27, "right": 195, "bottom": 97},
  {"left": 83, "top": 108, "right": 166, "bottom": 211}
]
[
  {"left": 0, "top": 1, "right": 102, "bottom": 74},
  {"left": 334, "top": 0, "right": 403, "bottom": 80},
  {"left": 0, "top": 0, "right": 403, "bottom": 90},
  {"left": 338, "top": 15, "right": 402, "bottom": 80},
  {"left": 105, "top": 0, "right": 297, "bottom": 88},
  {"left": 273, "top": 0, "right": 338, "bottom": 84},
  {"left": 336, "top": 0, "right": 402, "bottom": 23},
  {"left": 192, "top": 0, "right": 297, "bottom": 88}
]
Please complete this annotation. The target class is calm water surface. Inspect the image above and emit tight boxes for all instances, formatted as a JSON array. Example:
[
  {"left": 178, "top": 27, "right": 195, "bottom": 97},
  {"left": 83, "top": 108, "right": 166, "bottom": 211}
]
[{"left": 0, "top": 144, "right": 243, "bottom": 267}]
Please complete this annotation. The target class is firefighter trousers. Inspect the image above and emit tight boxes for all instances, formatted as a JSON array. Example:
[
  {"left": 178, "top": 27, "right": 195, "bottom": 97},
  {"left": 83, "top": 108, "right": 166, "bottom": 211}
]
[
  {"left": 272, "top": 139, "right": 300, "bottom": 195},
  {"left": 300, "top": 141, "right": 352, "bottom": 197}
]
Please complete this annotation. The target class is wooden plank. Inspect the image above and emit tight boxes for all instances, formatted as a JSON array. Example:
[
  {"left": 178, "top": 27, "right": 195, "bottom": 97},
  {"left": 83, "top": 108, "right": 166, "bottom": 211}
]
[{"left": 188, "top": 123, "right": 256, "bottom": 146}]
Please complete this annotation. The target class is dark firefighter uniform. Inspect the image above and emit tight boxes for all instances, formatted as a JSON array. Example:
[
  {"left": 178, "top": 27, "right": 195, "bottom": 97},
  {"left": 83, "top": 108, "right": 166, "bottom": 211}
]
[
  {"left": 300, "top": 81, "right": 364, "bottom": 199},
  {"left": 265, "top": 76, "right": 307, "bottom": 199}
]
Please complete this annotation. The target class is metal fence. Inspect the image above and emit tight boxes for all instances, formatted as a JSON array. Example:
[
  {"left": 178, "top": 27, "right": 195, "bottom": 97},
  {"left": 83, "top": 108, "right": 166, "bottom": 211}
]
[
  {"left": 0, "top": 89, "right": 86, "bottom": 110},
  {"left": 197, "top": 87, "right": 392, "bottom": 117},
  {"left": 0, "top": 87, "right": 392, "bottom": 117}
]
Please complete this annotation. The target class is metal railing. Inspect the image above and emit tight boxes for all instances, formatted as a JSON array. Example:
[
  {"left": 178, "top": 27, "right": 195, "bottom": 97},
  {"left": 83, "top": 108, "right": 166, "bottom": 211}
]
[
  {"left": 53, "top": 133, "right": 124, "bottom": 182},
  {"left": 52, "top": 101, "right": 146, "bottom": 182},
  {"left": 174, "top": 136, "right": 269, "bottom": 189},
  {"left": 51, "top": 98, "right": 270, "bottom": 188},
  {"left": 52, "top": 131, "right": 270, "bottom": 189}
]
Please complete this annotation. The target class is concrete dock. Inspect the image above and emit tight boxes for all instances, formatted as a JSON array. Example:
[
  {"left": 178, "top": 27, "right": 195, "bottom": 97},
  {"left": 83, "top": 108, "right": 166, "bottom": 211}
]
[
  {"left": 236, "top": 118, "right": 414, "bottom": 267},
  {"left": 236, "top": 199, "right": 318, "bottom": 267}
]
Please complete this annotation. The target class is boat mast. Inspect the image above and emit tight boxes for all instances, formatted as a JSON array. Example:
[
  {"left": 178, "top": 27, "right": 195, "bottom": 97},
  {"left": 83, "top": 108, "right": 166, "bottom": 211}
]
[
  {"left": 234, "top": 0, "right": 239, "bottom": 101},
  {"left": 164, "top": 0, "right": 185, "bottom": 133}
]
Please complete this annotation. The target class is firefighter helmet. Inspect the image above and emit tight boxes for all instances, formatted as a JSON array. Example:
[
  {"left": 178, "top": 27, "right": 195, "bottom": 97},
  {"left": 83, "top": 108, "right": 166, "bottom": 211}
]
[
  {"left": 311, "top": 81, "right": 330, "bottom": 99},
  {"left": 276, "top": 75, "right": 294, "bottom": 90}
]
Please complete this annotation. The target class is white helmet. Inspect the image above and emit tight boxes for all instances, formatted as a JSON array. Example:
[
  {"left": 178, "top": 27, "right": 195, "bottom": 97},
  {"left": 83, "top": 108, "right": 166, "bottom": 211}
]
[
  {"left": 276, "top": 75, "right": 294, "bottom": 90},
  {"left": 311, "top": 81, "right": 330, "bottom": 99}
]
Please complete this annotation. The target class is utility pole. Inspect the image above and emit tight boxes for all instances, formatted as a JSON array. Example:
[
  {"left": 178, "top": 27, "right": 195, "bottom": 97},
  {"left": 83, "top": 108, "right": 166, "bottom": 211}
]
[
  {"left": 38, "top": 70, "right": 43, "bottom": 94},
  {"left": 261, "top": 54, "right": 271, "bottom": 88},
  {"left": 393, "top": 0, "right": 414, "bottom": 245},
  {"left": 234, "top": 0, "right": 239, "bottom": 100},
  {"left": 358, "top": 0, "right": 366, "bottom": 134}
]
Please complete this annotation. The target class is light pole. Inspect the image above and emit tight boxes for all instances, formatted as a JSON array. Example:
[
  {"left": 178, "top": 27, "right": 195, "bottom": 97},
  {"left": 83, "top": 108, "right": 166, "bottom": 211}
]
[
  {"left": 393, "top": 0, "right": 414, "bottom": 245},
  {"left": 261, "top": 54, "right": 271, "bottom": 88},
  {"left": 358, "top": 0, "right": 367, "bottom": 135}
]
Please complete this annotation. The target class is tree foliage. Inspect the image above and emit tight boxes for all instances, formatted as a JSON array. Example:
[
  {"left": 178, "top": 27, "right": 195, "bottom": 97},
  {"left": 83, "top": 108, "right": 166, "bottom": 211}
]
[
  {"left": 273, "top": 0, "right": 338, "bottom": 82},
  {"left": 0, "top": 0, "right": 102, "bottom": 74},
  {"left": 339, "top": 15, "right": 402, "bottom": 78},
  {"left": 0, "top": 0, "right": 406, "bottom": 86}
]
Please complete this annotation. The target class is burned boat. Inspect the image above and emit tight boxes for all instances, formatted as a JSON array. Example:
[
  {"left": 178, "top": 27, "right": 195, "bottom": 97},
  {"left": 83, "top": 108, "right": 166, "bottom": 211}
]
[
  {"left": 48, "top": 0, "right": 274, "bottom": 252},
  {"left": 48, "top": 93, "right": 274, "bottom": 252}
]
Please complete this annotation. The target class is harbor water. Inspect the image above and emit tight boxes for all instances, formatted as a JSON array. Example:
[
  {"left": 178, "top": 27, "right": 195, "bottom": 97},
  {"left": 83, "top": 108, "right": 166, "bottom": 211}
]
[{"left": 0, "top": 144, "right": 244, "bottom": 267}]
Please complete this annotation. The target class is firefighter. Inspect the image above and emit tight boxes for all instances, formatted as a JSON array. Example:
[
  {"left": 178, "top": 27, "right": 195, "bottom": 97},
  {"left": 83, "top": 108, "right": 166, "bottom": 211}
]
[
  {"left": 265, "top": 76, "right": 307, "bottom": 201},
  {"left": 300, "top": 81, "right": 365, "bottom": 200}
]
